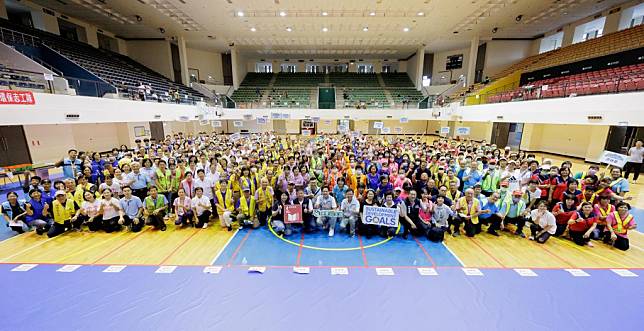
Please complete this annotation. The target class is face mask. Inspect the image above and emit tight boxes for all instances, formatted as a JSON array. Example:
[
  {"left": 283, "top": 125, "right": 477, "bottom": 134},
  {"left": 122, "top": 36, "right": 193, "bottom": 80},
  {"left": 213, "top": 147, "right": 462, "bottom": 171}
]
[
  {"left": 588, "top": 169, "right": 597, "bottom": 175},
  {"left": 489, "top": 165, "right": 496, "bottom": 170},
  {"left": 500, "top": 187, "right": 507, "bottom": 192},
  {"left": 512, "top": 197, "right": 520, "bottom": 203}
]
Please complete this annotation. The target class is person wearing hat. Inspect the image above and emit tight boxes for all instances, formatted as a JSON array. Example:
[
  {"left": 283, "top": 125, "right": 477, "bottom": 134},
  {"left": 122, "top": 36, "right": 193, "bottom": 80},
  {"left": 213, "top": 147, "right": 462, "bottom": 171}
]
[
  {"left": 48, "top": 190, "right": 79, "bottom": 238},
  {"left": 498, "top": 190, "right": 529, "bottom": 238},
  {"left": 236, "top": 186, "right": 259, "bottom": 228}
]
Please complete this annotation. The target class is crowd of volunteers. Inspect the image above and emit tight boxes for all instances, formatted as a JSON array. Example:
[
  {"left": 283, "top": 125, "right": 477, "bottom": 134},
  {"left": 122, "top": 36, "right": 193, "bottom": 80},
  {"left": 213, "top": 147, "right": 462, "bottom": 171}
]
[{"left": 2, "top": 133, "right": 639, "bottom": 251}]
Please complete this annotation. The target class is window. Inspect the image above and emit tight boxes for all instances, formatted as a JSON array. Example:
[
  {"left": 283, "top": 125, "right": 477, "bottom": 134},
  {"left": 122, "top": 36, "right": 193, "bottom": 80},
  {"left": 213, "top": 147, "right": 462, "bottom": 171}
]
[
  {"left": 631, "top": 15, "right": 643, "bottom": 28},
  {"left": 280, "top": 64, "right": 297, "bottom": 73},
  {"left": 255, "top": 63, "right": 272, "bottom": 73},
  {"left": 357, "top": 64, "right": 373, "bottom": 73}
]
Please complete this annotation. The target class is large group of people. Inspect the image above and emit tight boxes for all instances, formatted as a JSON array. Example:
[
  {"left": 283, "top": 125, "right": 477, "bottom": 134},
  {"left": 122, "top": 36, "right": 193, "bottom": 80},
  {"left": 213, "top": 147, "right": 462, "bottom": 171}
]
[{"left": 1, "top": 133, "right": 639, "bottom": 252}]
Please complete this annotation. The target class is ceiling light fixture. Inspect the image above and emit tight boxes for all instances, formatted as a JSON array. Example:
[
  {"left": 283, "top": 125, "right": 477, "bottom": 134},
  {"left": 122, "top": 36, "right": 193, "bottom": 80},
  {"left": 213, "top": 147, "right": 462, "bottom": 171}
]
[
  {"left": 322, "top": 27, "right": 329, "bottom": 32},
  {"left": 417, "top": 12, "right": 424, "bottom": 16},
  {"left": 322, "top": 11, "right": 328, "bottom": 16},
  {"left": 403, "top": 27, "right": 410, "bottom": 32},
  {"left": 237, "top": 11, "right": 244, "bottom": 17},
  {"left": 286, "top": 27, "right": 292, "bottom": 32},
  {"left": 279, "top": 11, "right": 287, "bottom": 17},
  {"left": 369, "top": 12, "right": 376, "bottom": 16},
  {"left": 250, "top": 27, "right": 257, "bottom": 32},
  {"left": 363, "top": 27, "right": 369, "bottom": 32}
]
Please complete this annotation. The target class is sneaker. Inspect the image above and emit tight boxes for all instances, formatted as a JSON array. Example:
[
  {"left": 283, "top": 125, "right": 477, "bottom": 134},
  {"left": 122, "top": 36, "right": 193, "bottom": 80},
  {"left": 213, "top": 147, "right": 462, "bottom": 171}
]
[
  {"left": 328, "top": 228, "right": 335, "bottom": 237},
  {"left": 529, "top": 236, "right": 535, "bottom": 241},
  {"left": 452, "top": 231, "right": 460, "bottom": 237},
  {"left": 202, "top": 223, "right": 208, "bottom": 229},
  {"left": 160, "top": 224, "right": 167, "bottom": 231},
  {"left": 36, "top": 227, "right": 45, "bottom": 235},
  {"left": 487, "top": 230, "right": 499, "bottom": 237},
  {"left": 227, "top": 225, "right": 233, "bottom": 231},
  {"left": 516, "top": 232, "right": 526, "bottom": 238},
  {"left": 587, "top": 241, "right": 594, "bottom": 247}
]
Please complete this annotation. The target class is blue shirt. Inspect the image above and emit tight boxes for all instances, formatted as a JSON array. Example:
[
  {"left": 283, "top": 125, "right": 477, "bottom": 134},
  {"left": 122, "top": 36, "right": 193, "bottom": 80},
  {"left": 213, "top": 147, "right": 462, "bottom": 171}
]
[
  {"left": 62, "top": 158, "right": 82, "bottom": 179},
  {"left": 26, "top": 198, "right": 47, "bottom": 223},
  {"left": 463, "top": 170, "right": 482, "bottom": 190},
  {"left": 479, "top": 202, "right": 499, "bottom": 219},
  {"left": 610, "top": 178, "right": 629, "bottom": 194},
  {"left": 332, "top": 185, "right": 348, "bottom": 204},
  {"left": 119, "top": 196, "right": 143, "bottom": 218},
  {"left": 42, "top": 188, "right": 56, "bottom": 205},
  {"left": 130, "top": 172, "right": 149, "bottom": 190}
]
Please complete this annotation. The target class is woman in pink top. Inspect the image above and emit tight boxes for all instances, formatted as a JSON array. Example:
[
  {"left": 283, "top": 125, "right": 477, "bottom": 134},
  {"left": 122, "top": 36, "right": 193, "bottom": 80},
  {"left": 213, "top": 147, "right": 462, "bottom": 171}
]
[
  {"left": 173, "top": 188, "right": 193, "bottom": 226},
  {"left": 603, "top": 202, "right": 637, "bottom": 251}
]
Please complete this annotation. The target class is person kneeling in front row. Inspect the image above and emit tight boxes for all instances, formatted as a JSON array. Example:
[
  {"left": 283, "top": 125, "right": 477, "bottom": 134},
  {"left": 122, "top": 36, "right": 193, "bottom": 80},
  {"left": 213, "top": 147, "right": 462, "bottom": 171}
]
[
  {"left": 340, "top": 190, "right": 360, "bottom": 237},
  {"left": 428, "top": 196, "right": 453, "bottom": 242},
  {"left": 528, "top": 201, "right": 556, "bottom": 244},
  {"left": 143, "top": 187, "right": 168, "bottom": 231},
  {"left": 192, "top": 187, "right": 212, "bottom": 229},
  {"left": 271, "top": 192, "right": 291, "bottom": 236},
  {"left": 48, "top": 190, "right": 80, "bottom": 238},
  {"left": 603, "top": 202, "right": 637, "bottom": 251},
  {"left": 119, "top": 186, "right": 144, "bottom": 232}
]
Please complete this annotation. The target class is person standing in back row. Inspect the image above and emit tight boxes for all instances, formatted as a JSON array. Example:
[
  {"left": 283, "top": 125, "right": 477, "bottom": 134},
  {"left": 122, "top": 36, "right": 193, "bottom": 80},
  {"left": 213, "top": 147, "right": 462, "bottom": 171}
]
[{"left": 624, "top": 139, "right": 643, "bottom": 182}]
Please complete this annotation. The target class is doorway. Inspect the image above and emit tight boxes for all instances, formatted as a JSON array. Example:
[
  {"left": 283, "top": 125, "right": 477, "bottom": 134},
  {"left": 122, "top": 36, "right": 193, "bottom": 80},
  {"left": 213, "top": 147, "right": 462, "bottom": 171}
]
[
  {"left": 149, "top": 122, "right": 165, "bottom": 142},
  {"left": 605, "top": 126, "right": 643, "bottom": 153},
  {"left": 492, "top": 122, "right": 523, "bottom": 149},
  {"left": 0, "top": 126, "right": 32, "bottom": 167}
]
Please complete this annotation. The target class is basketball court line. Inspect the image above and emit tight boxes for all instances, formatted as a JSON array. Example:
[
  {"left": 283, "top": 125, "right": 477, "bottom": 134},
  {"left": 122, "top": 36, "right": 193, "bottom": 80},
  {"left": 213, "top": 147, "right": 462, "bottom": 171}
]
[
  {"left": 441, "top": 242, "right": 465, "bottom": 267},
  {"left": 210, "top": 228, "right": 239, "bottom": 265},
  {"left": 469, "top": 236, "right": 507, "bottom": 268},
  {"left": 158, "top": 228, "right": 201, "bottom": 265},
  {"left": 295, "top": 232, "right": 305, "bottom": 267},
  {"left": 226, "top": 229, "right": 253, "bottom": 267},
  {"left": 0, "top": 233, "right": 66, "bottom": 263},
  {"left": 91, "top": 227, "right": 151, "bottom": 264},
  {"left": 358, "top": 234, "right": 369, "bottom": 267},
  {"left": 413, "top": 236, "right": 437, "bottom": 268}
]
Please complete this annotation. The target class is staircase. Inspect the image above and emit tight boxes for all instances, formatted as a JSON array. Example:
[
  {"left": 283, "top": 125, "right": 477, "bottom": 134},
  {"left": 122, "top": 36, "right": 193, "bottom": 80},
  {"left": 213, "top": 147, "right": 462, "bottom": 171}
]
[
  {"left": 376, "top": 73, "right": 395, "bottom": 106},
  {"left": 258, "top": 74, "right": 278, "bottom": 106}
]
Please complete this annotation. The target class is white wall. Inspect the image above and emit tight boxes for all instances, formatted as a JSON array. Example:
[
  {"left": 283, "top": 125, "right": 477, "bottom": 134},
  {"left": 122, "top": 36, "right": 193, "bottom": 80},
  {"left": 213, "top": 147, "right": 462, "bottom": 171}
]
[
  {"left": 126, "top": 40, "right": 173, "bottom": 80},
  {"left": 186, "top": 48, "right": 224, "bottom": 85},
  {"left": 483, "top": 40, "right": 533, "bottom": 78},
  {"left": 432, "top": 47, "right": 469, "bottom": 85},
  {"left": 232, "top": 49, "right": 248, "bottom": 89}
]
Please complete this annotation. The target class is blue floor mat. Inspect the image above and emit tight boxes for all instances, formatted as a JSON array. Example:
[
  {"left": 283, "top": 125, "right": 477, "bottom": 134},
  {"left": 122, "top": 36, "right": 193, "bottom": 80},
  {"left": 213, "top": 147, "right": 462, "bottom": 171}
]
[{"left": 0, "top": 265, "right": 640, "bottom": 331}]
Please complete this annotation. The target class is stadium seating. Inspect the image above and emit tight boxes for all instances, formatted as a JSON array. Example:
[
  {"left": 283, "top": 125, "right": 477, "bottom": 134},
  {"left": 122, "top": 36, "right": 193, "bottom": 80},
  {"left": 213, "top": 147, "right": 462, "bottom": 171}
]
[
  {"left": 486, "top": 63, "right": 644, "bottom": 103},
  {"left": 0, "top": 64, "right": 47, "bottom": 91},
  {"left": 273, "top": 73, "right": 325, "bottom": 87},
  {"left": 493, "top": 24, "right": 644, "bottom": 79},
  {"left": 381, "top": 73, "right": 415, "bottom": 87},
  {"left": 329, "top": 73, "right": 379, "bottom": 87},
  {"left": 0, "top": 19, "right": 205, "bottom": 102}
]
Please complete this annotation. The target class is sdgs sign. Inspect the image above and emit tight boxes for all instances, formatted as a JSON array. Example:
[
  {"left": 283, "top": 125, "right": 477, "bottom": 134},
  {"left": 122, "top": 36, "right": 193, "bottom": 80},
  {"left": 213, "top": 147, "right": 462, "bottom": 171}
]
[{"left": 362, "top": 206, "right": 399, "bottom": 228}]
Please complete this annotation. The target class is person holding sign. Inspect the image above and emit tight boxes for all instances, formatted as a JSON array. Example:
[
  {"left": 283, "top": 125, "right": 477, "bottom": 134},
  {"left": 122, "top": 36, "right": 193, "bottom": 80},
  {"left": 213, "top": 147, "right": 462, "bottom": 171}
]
[
  {"left": 314, "top": 187, "right": 338, "bottom": 237},
  {"left": 359, "top": 189, "right": 380, "bottom": 238},
  {"left": 293, "top": 188, "right": 314, "bottom": 232},
  {"left": 607, "top": 168, "right": 629, "bottom": 197},
  {"left": 271, "top": 192, "right": 292, "bottom": 236},
  {"left": 340, "top": 190, "right": 360, "bottom": 237},
  {"left": 602, "top": 202, "right": 637, "bottom": 251}
]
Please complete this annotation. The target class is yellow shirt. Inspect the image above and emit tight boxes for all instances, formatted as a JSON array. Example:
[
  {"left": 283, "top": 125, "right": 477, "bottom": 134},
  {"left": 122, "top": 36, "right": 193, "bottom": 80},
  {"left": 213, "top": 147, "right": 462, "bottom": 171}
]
[{"left": 53, "top": 199, "right": 76, "bottom": 224}]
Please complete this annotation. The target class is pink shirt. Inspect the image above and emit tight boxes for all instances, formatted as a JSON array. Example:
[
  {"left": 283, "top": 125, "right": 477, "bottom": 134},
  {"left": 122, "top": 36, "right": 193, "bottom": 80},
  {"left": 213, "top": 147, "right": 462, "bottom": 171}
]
[
  {"left": 173, "top": 197, "right": 192, "bottom": 216},
  {"left": 606, "top": 212, "right": 636, "bottom": 238}
]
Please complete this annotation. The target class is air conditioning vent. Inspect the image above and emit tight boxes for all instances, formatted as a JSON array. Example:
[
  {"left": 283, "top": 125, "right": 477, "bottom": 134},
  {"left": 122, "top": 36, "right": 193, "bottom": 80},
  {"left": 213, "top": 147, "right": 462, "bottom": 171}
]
[{"left": 65, "top": 114, "right": 80, "bottom": 120}]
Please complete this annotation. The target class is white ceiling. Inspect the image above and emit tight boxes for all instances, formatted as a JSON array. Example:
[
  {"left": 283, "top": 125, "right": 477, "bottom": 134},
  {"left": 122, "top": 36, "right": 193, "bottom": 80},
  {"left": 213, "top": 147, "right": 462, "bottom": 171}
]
[{"left": 29, "top": 0, "right": 630, "bottom": 58}]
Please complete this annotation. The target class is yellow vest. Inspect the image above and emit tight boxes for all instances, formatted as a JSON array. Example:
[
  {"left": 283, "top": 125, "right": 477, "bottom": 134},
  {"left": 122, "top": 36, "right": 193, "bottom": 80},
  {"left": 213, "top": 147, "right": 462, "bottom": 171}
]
[
  {"left": 53, "top": 199, "right": 76, "bottom": 224},
  {"left": 240, "top": 176, "right": 257, "bottom": 194},
  {"left": 256, "top": 187, "right": 273, "bottom": 212},
  {"left": 240, "top": 196, "right": 256, "bottom": 217},
  {"left": 215, "top": 189, "right": 233, "bottom": 214},
  {"left": 612, "top": 211, "right": 633, "bottom": 235},
  {"left": 457, "top": 197, "right": 480, "bottom": 224}
]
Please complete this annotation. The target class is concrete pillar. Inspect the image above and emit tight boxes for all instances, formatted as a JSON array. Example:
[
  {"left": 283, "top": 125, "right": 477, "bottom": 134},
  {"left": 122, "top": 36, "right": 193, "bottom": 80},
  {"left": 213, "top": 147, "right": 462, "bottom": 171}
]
[
  {"left": 0, "top": 0, "right": 8, "bottom": 20},
  {"left": 466, "top": 36, "right": 479, "bottom": 86},
  {"left": 231, "top": 46, "right": 241, "bottom": 88},
  {"left": 414, "top": 45, "right": 426, "bottom": 90},
  {"left": 561, "top": 25, "right": 575, "bottom": 47},
  {"left": 85, "top": 25, "right": 99, "bottom": 48},
  {"left": 603, "top": 11, "right": 621, "bottom": 35},
  {"left": 177, "top": 36, "right": 190, "bottom": 85}
]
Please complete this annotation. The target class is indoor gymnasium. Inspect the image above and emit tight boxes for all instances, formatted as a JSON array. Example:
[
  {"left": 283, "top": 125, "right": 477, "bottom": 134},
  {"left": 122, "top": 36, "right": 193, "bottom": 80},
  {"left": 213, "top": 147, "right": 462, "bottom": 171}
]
[{"left": 0, "top": 0, "right": 643, "bottom": 330}]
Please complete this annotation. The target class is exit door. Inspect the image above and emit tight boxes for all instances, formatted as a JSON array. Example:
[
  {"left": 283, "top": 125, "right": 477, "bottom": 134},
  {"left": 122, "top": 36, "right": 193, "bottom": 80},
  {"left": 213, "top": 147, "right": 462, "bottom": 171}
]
[{"left": 0, "top": 126, "right": 32, "bottom": 167}]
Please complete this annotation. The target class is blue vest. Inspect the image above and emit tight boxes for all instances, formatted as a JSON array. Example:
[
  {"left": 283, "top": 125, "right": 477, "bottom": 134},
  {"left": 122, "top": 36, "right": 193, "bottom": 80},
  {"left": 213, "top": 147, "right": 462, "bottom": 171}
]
[
  {"left": 63, "top": 158, "right": 82, "bottom": 179},
  {"left": 1, "top": 200, "right": 26, "bottom": 219}
]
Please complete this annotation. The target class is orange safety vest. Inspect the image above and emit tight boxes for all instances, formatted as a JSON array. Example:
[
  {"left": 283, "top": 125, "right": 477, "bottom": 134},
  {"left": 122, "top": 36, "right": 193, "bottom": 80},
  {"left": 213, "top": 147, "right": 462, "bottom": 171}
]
[{"left": 612, "top": 211, "right": 633, "bottom": 235}]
